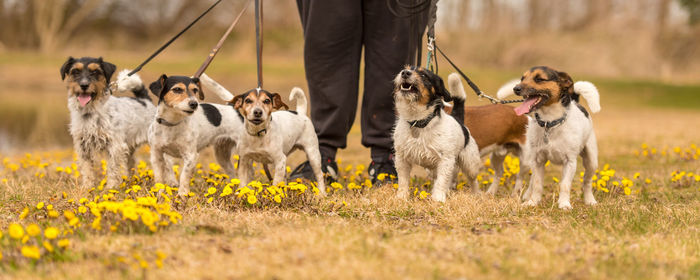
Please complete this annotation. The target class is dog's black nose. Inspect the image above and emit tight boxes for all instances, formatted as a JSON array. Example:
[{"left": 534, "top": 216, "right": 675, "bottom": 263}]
[
  {"left": 253, "top": 109, "right": 263, "bottom": 118},
  {"left": 400, "top": 70, "right": 411, "bottom": 79},
  {"left": 513, "top": 85, "right": 522, "bottom": 96},
  {"left": 80, "top": 84, "right": 89, "bottom": 91},
  {"left": 188, "top": 101, "right": 198, "bottom": 110}
]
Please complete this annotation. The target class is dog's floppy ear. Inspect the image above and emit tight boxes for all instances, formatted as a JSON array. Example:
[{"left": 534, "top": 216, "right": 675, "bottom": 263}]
[
  {"left": 192, "top": 77, "right": 205, "bottom": 100},
  {"left": 270, "top": 93, "right": 289, "bottom": 110},
  {"left": 149, "top": 74, "right": 168, "bottom": 98},
  {"left": 557, "top": 71, "right": 574, "bottom": 95},
  {"left": 230, "top": 93, "right": 247, "bottom": 109},
  {"left": 428, "top": 71, "right": 452, "bottom": 102},
  {"left": 98, "top": 57, "right": 117, "bottom": 83},
  {"left": 60, "top": 56, "right": 76, "bottom": 80}
]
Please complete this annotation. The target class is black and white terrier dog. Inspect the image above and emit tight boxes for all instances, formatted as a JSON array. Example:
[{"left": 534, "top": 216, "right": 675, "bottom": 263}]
[
  {"left": 148, "top": 74, "right": 242, "bottom": 196},
  {"left": 60, "top": 56, "right": 155, "bottom": 189}
]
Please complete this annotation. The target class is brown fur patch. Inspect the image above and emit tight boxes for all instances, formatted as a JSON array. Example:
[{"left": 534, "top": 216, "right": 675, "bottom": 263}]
[
  {"left": 163, "top": 83, "right": 190, "bottom": 107},
  {"left": 87, "top": 63, "right": 100, "bottom": 71},
  {"left": 463, "top": 104, "right": 528, "bottom": 149}
]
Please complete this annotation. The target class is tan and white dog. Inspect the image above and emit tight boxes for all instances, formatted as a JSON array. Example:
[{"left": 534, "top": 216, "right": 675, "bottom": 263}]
[
  {"left": 499, "top": 66, "right": 601, "bottom": 209},
  {"left": 392, "top": 67, "right": 482, "bottom": 202},
  {"left": 200, "top": 75, "right": 327, "bottom": 195}
]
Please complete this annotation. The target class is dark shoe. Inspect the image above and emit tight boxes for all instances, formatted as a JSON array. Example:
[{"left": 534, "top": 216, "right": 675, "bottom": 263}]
[
  {"left": 368, "top": 154, "right": 397, "bottom": 185},
  {"left": 289, "top": 156, "right": 338, "bottom": 183}
]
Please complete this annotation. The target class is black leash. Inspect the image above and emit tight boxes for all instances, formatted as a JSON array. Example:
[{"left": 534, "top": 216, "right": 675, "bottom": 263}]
[
  {"left": 127, "top": 0, "right": 223, "bottom": 77},
  {"left": 192, "top": 0, "right": 251, "bottom": 99},
  {"left": 240, "top": 0, "right": 276, "bottom": 100}
]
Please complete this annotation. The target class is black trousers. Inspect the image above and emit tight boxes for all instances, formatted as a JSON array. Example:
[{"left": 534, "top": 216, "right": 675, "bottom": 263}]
[{"left": 297, "top": 0, "right": 427, "bottom": 161}]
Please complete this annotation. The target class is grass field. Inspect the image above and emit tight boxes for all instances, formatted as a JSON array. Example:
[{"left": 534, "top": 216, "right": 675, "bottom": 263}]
[{"left": 0, "top": 50, "right": 699, "bottom": 279}]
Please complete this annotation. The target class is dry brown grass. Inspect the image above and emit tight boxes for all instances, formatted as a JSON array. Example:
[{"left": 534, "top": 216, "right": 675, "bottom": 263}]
[{"left": 1, "top": 49, "right": 699, "bottom": 279}]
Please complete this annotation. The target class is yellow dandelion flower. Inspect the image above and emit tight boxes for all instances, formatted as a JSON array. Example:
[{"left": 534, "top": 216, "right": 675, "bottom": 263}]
[
  {"left": 9, "top": 223, "right": 24, "bottom": 239},
  {"left": 247, "top": 195, "right": 258, "bottom": 205},
  {"left": 46, "top": 204, "right": 53, "bottom": 210},
  {"left": 78, "top": 206, "right": 87, "bottom": 214},
  {"left": 206, "top": 187, "right": 217, "bottom": 196},
  {"left": 36, "top": 202, "right": 44, "bottom": 210},
  {"left": 57, "top": 239, "right": 70, "bottom": 248},
  {"left": 207, "top": 197, "right": 214, "bottom": 203},
  {"left": 48, "top": 210, "right": 59, "bottom": 218},
  {"left": 19, "top": 207, "right": 29, "bottom": 220},
  {"left": 43, "top": 241, "right": 54, "bottom": 253},
  {"left": 26, "top": 224, "right": 41, "bottom": 237},
  {"left": 274, "top": 195, "right": 282, "bottom": 203},
  {"left": 44, "top": 227, "right": 59, "bottom": 240},
  {"left": 21, "top": 245, "right": 41, "bottom": 260},
  {"left": 552, "top": 177, "right": 559, "bottom": 183},
  {"left": 69, "top": 217, "right": 79, "bottom": 227},
  {"left": 419, "top": 191, "right": 429, "bottom": 200},
  {"left": 645, "top": 178, "right": 651, "bottom": 184},
  {"left": 377, "top": 173, "right": 387, "bottom": 181},
  {"left": 624, "top": 187, "right": 631, "bottom": 196}
]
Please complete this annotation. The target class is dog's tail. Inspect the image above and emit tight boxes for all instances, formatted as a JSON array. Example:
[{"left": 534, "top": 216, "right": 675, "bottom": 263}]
[
  {"left": 116, "top": 69, "right": 149, "bottom": 99},
  {"left": 573, "top": 81, "right": 601, "bottom": 113},
  {"left": 290, "top": 87, "right": 307, "bottom": 114},
  {"left": 199, "top": 73, "right": 235, "bottom": 102},
  {"left": 447, "top": 73, "right": 467, "bottom": 125},
  {"left": 496, "top": 79, "right": 521, "bottom": 100}
]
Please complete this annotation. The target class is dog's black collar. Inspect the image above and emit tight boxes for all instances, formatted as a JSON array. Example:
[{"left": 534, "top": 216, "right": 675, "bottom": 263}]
[
  {"left": 407, "top": 105, "right": 442, "bottom": 128},
  {"left": 534, "top": 112, "right": 567, "bottom": 129},
  {"left": 157, "top": 117, "right": 182, "bottom": 127},
  {"left": 255, "top": 128, "right": 267, "bottom": 137}
]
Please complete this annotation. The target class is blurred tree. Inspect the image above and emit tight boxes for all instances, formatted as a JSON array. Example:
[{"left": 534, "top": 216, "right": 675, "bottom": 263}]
[
  {"left": 31, "top": 0, "right": 102, "bottom": 53},
  {"left": 679, "top": 0, "right": 700, "bottom": 25}
]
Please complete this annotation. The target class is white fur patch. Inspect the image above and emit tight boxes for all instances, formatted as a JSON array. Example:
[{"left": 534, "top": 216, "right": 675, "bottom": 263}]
[
  {"left": 116, "top": 69, "right": 143, "bottom": 93},
  {"left": 290, "top": 87, "right": 307, "bottom": 115},
  {"left": 573, "top": 81, "right": 601, "bottom": 113},
  {"left": 199, "top": 73, "right": 235, "bottom": 101},
  {"left": 496, "top": 79, "right": 520, "bottom": 99},
  {"left": 447, "top": 73, "right": 467, "bottom": 101}
]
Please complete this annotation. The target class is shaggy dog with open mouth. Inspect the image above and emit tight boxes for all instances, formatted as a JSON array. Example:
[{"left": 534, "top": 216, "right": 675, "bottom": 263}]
[
  {"left": 60, "top": 56, "right": 154, "bottom": 189},
  {"left": 392, "top": 66, "right": 482, "bottom": 202}
]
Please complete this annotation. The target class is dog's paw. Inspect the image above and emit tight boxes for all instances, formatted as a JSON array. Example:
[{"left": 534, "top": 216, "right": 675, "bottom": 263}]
[
  {"left": 431, "top": 192, "right": 446, "bottom": 202},
  {"left": 396, "top": 191, "right": 409, "bottom": 200},
  {"left": 584, "top": 198, "right": 598, "bottom": 206},
  {"left": 558, "top": 200, "right": 573, "bottom": 210},
  {"left": 522, "top": 200, "right": 538, "bottom": 207}
]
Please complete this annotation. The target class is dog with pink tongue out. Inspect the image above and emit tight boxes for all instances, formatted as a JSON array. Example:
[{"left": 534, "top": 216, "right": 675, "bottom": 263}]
[{"left": 497, "top": 66, "right": 601, "bottom": 209}]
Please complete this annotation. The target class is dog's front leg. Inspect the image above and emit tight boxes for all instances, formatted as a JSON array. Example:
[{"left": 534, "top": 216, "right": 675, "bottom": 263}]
[
  {"left": 178, "top": 151, "right": 198, "bottom": 196},
  {"left": 512, "top": 160, "right": 529, "bottom": 199},
  {"left": 75, "top": 144, "right": 97, "bottom": 189},
  {"left": 395, "top": 154, "right": 412, "bottom": 200},
  {"left": 523, "top": 163, "right": 545, "bottom": 206},
  {"left": 557, "top": 159, "right": 577, "bottom": 210},
  {"left": 106, "top": 142, "right": 129, "bottom": 189},
  {"left": 432, "top": 157, "right": 457, "bottom": 202},
  {"left": 271, "top": 155, "right": 287, "bottom": 186},
  {"left": 238, "top": 157, "right": 254, "bottom": 188},
  {"left": 486, "top": 153, "right": 506, "bottom": 195}
]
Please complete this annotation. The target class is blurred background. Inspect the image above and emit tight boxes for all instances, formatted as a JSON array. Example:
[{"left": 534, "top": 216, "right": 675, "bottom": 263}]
[{"left": 1, "top": 0, "right": 699, "bottom": 154}]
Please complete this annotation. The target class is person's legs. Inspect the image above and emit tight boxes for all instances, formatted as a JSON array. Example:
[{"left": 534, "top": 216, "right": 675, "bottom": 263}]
[
  {"left": 292, "top": 0, "right": 362, "bottom": 182},
  {"left": 361, "top": 0, "right": 427, "bottom": 182},
  {"left": 297, "top": 0, "right": 363, "bottom": 159}
]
